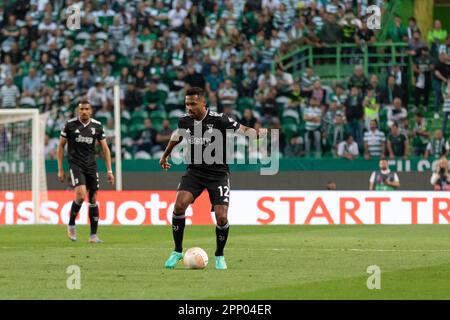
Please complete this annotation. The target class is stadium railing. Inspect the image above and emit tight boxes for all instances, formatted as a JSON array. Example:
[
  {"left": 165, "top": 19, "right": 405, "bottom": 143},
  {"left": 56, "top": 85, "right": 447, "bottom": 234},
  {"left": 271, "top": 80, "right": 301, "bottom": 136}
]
[{"left": 274, "top": 42, "right": 412, "bottom": 87}]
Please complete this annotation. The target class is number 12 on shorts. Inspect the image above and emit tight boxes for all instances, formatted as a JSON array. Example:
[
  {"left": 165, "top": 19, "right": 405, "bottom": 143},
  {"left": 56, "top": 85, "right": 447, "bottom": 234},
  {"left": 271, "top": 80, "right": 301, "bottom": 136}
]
[{"left": 218, "top": 186, "right": 230, "bottom": 198}]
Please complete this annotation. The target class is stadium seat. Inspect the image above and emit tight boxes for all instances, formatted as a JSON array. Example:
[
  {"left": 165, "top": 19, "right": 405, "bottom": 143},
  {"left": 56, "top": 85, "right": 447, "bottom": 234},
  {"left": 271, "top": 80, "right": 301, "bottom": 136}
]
[
  {"left": 95, "top": 116, "right": 109, "bottom": 126},
  {"left": 150, "top": 110, "right": 167, "bottom": 131},
  {"left": 131, "top": 110, "right": 149, "bottom": 124},
  {"left": 236, "top": 97, "right": 255, "bottom": 113},
  {"left": 128, "top": 123, "right": 145, "bottom": 140}
]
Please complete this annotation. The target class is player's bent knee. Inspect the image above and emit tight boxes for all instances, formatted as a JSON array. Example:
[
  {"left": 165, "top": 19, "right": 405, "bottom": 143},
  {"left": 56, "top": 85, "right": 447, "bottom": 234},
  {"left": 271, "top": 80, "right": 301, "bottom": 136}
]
[
  {"left": 75, "top": 191, "right": 86, "bottom": 202},
  {"left": 217, "top": 216, "right": 228, "bottom": 226},
  {"left": 88, "top": 190, "right": 97, "bottom": 204},
  {"left": 174, "top": 202, "right": 189, "bottom": 215}
]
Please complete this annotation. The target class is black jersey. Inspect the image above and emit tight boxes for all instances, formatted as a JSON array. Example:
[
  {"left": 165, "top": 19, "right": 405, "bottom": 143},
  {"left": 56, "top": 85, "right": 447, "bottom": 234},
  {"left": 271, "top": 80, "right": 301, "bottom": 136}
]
[
  {"left": 177, "top": 109, "right": 241, "bottom": 179},
  {"left": 60, "top": 117, "right": 105, "bottom": 169}
]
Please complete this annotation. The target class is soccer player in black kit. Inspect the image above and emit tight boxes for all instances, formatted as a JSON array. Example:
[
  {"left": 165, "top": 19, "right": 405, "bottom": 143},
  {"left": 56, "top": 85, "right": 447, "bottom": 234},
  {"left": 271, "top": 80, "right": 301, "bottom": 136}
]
[
  {"left": 57, "top": 101, "right": 114, "bottom": 243},
  {"left": 160, "top": 87, "right": 266, "bottom": 269}
]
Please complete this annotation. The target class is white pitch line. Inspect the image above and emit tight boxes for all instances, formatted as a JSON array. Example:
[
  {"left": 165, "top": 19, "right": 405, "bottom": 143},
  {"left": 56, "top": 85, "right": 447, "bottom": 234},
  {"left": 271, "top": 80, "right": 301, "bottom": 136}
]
[{"left": 2, "top": 247, "right": 450, "bottom": 253}]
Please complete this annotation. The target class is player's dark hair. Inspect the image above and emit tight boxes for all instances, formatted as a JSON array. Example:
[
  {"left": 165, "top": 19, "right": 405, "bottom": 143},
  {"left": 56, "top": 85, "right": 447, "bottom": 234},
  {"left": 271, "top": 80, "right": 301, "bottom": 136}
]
[
  {"left": 186, "top": 87, "right": 205, "bottom": 98},
  {"left": 78, "top": 100, "right": 92, "bottom": 108}
]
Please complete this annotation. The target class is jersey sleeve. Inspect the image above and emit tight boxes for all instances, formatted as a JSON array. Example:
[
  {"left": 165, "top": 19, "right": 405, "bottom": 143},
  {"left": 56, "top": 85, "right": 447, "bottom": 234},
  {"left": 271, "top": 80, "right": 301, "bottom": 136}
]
[
  {"left": 220, "top": 113, "right": 240, "bottom": 132},
  {"left": 97, "top": 124, "right": 106, "bottom": 141},
  {"left": 60, "top": 122, "right": 68, "bottom": 139}
]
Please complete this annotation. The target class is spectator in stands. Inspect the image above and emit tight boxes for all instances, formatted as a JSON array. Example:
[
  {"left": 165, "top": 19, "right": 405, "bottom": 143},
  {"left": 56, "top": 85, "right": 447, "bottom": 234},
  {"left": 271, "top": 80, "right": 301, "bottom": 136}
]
[
  {"left": 240, "top": 109, "right": 257, "bottom": 129},
  {"left": 0, "top": 76, "right": 20, "bottom": 108},
  {"left": 22, "top": 68, "right": 41, "bottom": 96},
  {"left": 369, "top": 74, "right": 383, "bottom": 103},
  {"left": 168, "top": 3, "right": 188, "bottom": 30},
  {"left": 218, "top": 79, "right": 239, "bottom": 111},
  {"left": 345, "top": 86, "right": 364, "bottom": 148},
  {"left": 407, "top": 30, "right": 427, "bottom": 56},
  {"left": 380, "top": 75, "right": 403, "bottom": 108},
  {"left": 144, "top": 81, "right": 166, "bottom": 112},
  {"left": 326, "top": 181, "right": 337, "bottom": 190},
  {"left": 428, "top": 20, "right": 447, "bottom": 58},
  {"left": 425, "top": 129, "right": 450, "bottom": 159},
  {"left": 311, "top": 80, "right": 327, "bottom": 107},
  {"left": 387, "top": 97, "right": 408, "bottom": 129},
  {"left": 387, "top": 123, "right": 408, "bottom": 160},
  {"left": 413, "top": 47, "right": 433, "bottom": 112},
  {"left": 87, "top": 78, "right": 107, "bottom": 113},
  {"left": 363, "top": 86, "right": 380, "bottom": 130},
  {"left": 156, "top": 119, "right": 172, "bottom": 151},
  {"left": 329, "top": 83, "right": 348, "bottom": 107},
  {"left": 185, "top": 65, "right": 205, "bottom": 90},
  {"left": 133, "top": 119, "right": 160, "bottom": 158},
  {"left": 323, "top": 100, "right": 345, "bottom": 151},
  {"left": 300, "top": 67, "right": 319, "bottom": 98},
  {"left": 406, "top": 17, "right": 420, "bottom": 41},
  {"left": 320, "top": 12, "right": 342, "bottom": 46},
  {"left": 409, "top": 111, "right": 430, "bottom": 157},
  {"left": 284, "top": 135, "right": 305, "bottom": 157},
  {"left": 337, "top": 134, "right": 359, "bottom": 160},
  {"left": 442, "top": 79, "right": 450, "bottom": 134},
  {"left": 430, "top": 155, "right": 450, "bottom": 191},
  {"left": 386, "top": 14, "right": 407, "bottom": 43},
  {"left": 439, "top": 36, "right": 450, "bottom": 65},
  {"left": 205, "top": 64, "right": 223, "bottom": 94},
  {"left": 240, "top": 67, "right": 258, "bottom": 98},
  {"left": 434, "top": 53, "right": 450, "bottom": 118},
  {"left": 369, "top": 159, "right": 400, "bottom": 191},
  {"left": 288, "top": 17, "right": 310, "bottom": 48},
  {"left": 275, "top": 66, "right": 294, "bottom": 97},
  {"left": 303, "top": 96, "right": 323, "bottom": 157},
  {"left": 124, "top": 84, "right": 143, "bottom": 112},
  {"left": 364, "top": 119, "right": 386, "bottom": 160},
  {"left": 348, "top": 65, "right": 369, "bottom": 92},
  {"left": 390, "top": 65, "right": 409, "bottom": 105}
]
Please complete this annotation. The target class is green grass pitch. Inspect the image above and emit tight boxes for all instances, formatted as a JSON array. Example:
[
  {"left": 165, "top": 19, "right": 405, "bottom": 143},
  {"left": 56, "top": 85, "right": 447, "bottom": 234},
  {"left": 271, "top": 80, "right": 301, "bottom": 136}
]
[{"left": 1, "top": 225, "right": 450, "bottom": 299}]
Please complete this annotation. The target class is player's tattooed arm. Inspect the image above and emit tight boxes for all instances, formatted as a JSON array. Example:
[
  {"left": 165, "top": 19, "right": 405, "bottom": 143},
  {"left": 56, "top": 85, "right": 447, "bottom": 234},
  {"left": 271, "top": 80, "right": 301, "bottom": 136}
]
[
  {"left": 237, "top": 125, "right": 268, "bottom": 140},
  {"left": 99, "top": 139, "right": 115, "bottom": 185},
  {"left": 57, "top": 137, "right": 67, "bottom": 183}
]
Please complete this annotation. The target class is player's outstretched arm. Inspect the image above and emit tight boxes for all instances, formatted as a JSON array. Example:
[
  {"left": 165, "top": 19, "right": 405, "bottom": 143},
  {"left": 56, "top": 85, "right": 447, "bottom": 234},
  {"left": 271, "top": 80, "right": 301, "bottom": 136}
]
[
  {"left": 160, "top": 130, "right": 183, "bottom": 170},
  {"left": 57, "top": 137, "right": 67, "bottom": 183},
  {"left": 99, "top": 139, "right": 115, "bottom": 185},
  {"left": 237, "top": 124, "right": 267, "bottom": 140}
]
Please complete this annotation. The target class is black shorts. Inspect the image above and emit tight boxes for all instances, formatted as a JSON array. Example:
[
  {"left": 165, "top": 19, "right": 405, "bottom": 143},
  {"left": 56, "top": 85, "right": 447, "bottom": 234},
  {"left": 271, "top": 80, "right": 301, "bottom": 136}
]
[
  {"left": 178, "top": 173, "right": 230, "bottom": 206},
  {"left": 69, "top": 164, "right": 99, "bottom": 191}
]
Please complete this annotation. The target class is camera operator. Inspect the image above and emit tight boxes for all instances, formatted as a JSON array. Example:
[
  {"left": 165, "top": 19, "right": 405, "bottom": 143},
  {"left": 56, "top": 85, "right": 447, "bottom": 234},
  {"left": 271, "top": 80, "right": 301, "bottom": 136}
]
[
  {"left": 430, "top": 156, "right": 450, "bottom": 191},
  {"left": 369, "top": 159, "right": 400, "bottom": 191}
]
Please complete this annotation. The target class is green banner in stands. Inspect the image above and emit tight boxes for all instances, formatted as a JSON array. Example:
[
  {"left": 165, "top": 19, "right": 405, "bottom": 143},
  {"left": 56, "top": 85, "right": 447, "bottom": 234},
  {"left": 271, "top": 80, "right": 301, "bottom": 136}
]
[{"left": 42, "top": 158, "right": 443, "bottom": 173}]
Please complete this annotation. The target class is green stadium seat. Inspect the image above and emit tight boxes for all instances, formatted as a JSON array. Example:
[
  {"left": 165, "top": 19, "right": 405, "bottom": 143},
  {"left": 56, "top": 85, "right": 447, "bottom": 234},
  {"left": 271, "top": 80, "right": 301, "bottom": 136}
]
[
  {"left": 131, "top": 110, "right": 149, "bottom": 124},
  {"left": 95, "top": 116, "right": 109, "bottom": 126},
  {"left": 128, "top": 123, "right": 145, "bottom": 140},
  {"left": 236, "top": 97, "right": 255, "bottom": 112},
  {"left": 121, "top": 123, "right": 128, "bottom": 136},
  {"left": 150, "top": 110, "right": 167, "bottom": 121}
]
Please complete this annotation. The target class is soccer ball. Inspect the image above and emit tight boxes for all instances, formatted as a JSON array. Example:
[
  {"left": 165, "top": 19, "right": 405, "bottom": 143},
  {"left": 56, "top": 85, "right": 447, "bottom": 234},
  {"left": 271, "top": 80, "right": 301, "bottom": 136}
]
[{"left": 183, "top": 247, "right": 208, "bottom": 269}]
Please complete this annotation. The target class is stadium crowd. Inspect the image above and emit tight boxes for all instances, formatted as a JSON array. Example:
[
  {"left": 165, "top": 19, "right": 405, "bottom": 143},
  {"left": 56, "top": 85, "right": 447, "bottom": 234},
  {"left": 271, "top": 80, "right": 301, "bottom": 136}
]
[{"left": 0, "top": 0, "right": 449, "bottom": 161}]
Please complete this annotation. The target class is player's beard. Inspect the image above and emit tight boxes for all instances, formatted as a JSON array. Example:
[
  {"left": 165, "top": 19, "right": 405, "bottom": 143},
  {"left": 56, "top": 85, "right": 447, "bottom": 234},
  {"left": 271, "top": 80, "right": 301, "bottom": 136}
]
[{"left": 79, "top": 114, "right": 90, "bottom": 123}]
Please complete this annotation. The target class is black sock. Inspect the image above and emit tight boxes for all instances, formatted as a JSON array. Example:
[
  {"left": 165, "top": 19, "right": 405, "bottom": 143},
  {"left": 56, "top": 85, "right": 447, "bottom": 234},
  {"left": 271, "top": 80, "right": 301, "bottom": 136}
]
[
  {"left": 69, "top": 201, "right": 82, "bottom": 226},
  {"left": 215, "top": 222, "right": 230, "bottom": 257},
  {"left": 172, "top": 213, "right": 185, "bottom": 253},
  {"left": 89, "top": 204, "right": 99, "bottom": 235}
]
